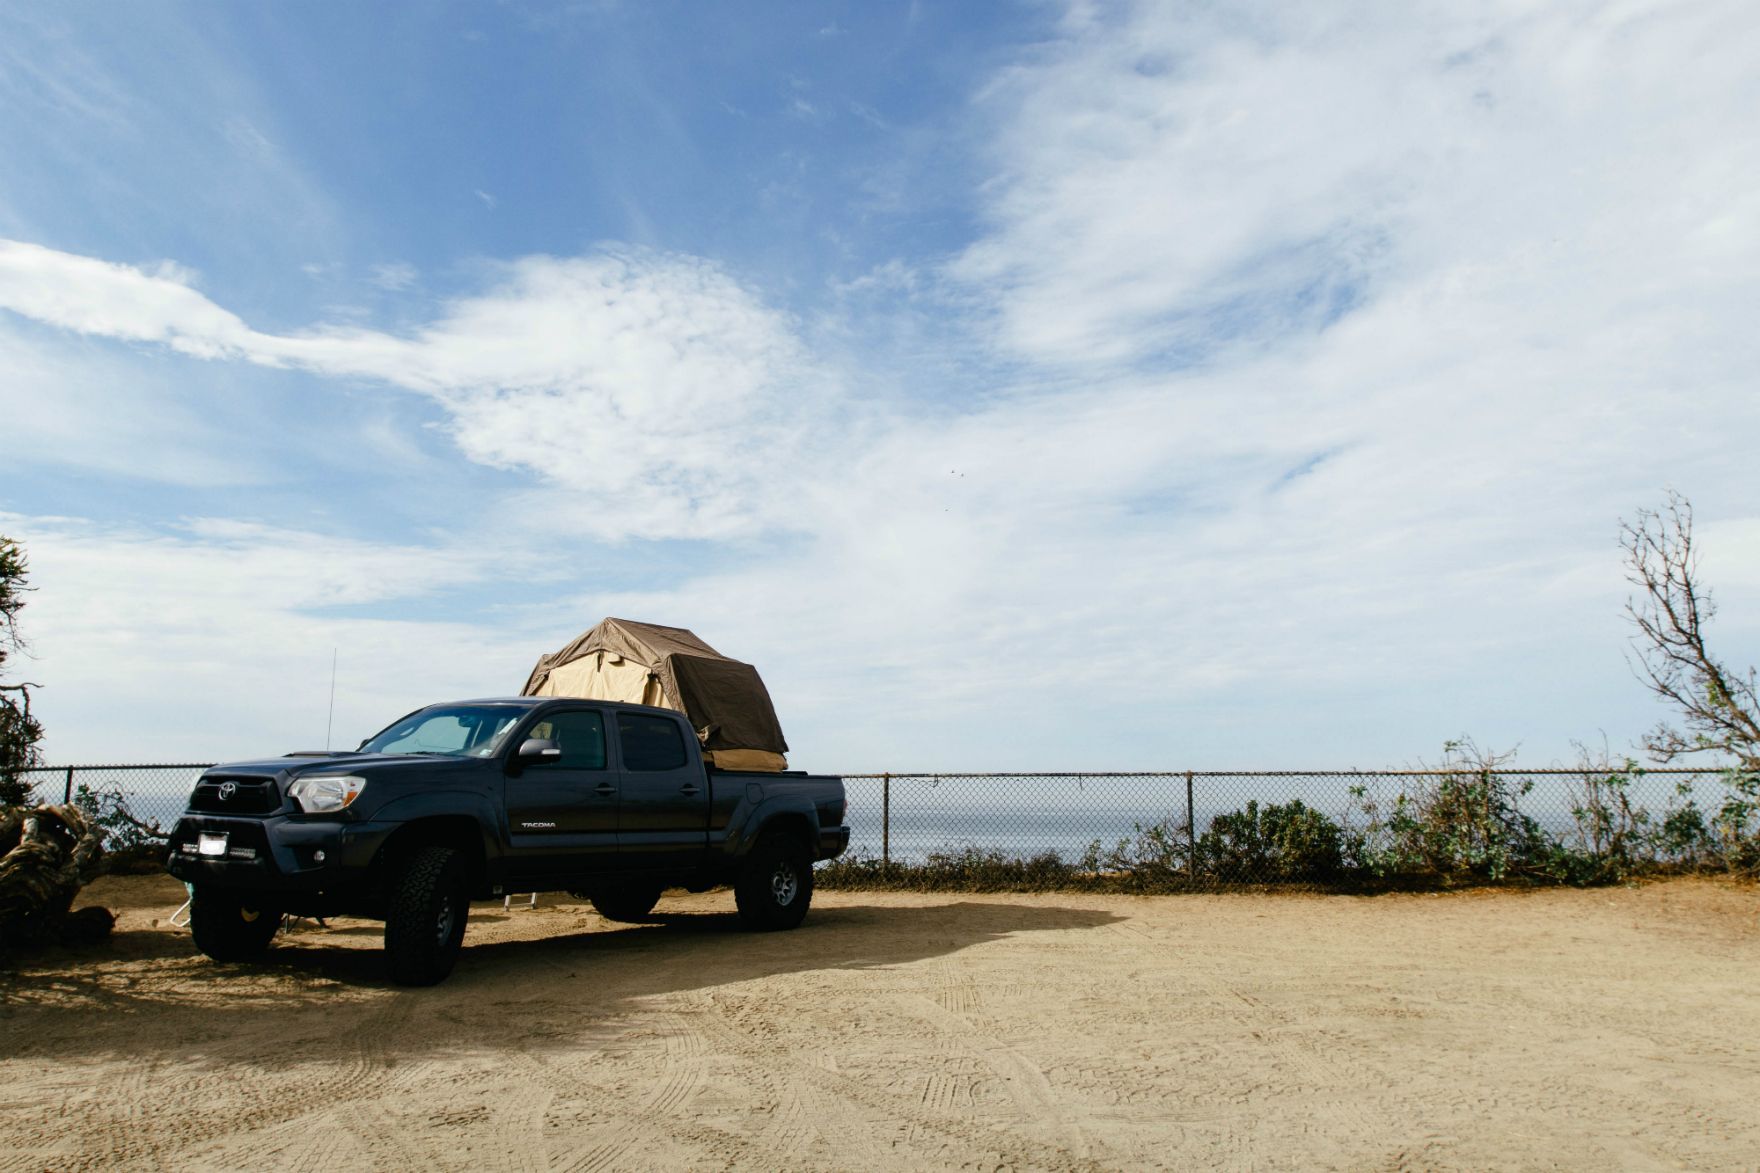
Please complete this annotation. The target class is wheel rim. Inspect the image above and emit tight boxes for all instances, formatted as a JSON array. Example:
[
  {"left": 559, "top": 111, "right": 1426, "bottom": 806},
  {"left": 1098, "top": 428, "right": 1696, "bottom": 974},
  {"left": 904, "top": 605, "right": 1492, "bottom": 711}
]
[{"left": 770, "top": 862, "right": 798, "bottom": 906}]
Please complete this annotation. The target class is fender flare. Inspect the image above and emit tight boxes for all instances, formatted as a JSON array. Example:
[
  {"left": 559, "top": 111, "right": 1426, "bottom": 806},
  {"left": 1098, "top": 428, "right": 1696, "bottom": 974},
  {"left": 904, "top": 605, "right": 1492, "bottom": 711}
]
[
  {"left": 361, "top": 791, "right": 505, "bottom": 873},
  {"left": 725, "top": 795, "right": 820, "bottom": 859}
]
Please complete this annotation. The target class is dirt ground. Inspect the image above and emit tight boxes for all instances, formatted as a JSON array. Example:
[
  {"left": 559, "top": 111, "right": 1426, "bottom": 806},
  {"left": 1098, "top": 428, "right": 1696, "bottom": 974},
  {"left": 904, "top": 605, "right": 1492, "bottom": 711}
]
[{"left": 1, "top": 876, "right": 1756, "bottom": 1172}]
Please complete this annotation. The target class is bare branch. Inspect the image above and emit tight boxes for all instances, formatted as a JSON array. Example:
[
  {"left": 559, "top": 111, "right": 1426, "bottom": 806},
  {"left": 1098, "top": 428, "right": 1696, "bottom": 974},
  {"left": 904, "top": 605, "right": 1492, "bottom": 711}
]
[{"left": 1621, "top": 491, "right": 1760, "bottom": 770}]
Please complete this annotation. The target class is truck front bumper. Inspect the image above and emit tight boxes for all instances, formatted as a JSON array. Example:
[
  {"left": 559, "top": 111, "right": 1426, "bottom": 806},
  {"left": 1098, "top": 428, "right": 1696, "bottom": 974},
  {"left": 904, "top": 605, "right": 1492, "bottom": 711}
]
[{"left": 165, "top": 813, "right": 396, "bottom": 894}]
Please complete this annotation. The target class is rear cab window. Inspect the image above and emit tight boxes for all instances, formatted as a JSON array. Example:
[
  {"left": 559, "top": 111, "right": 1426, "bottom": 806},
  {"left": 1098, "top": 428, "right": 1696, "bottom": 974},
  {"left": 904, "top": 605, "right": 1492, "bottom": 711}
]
[{"left": 617, "top": 713, "right": 688, "bottom": 771}]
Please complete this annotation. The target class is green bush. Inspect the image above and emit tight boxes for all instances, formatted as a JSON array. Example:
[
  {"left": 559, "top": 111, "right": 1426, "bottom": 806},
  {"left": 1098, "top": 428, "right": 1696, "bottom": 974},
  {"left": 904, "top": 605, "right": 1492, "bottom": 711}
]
[
  {"left": 1708, "top": 769, "right": 1760, "bottom": 874},
  {"left": 1079, "top": 815, "right": 1191, "bottom": 888},
  {"left": 816, "top": 845, "right": 1087, "bottom": 893},
  {"left": 1349, "top": 743, "right": 1552, "bottom": 883},
  {"left": 1196, "top": 799, "right": 1344, "bottom": 882}
]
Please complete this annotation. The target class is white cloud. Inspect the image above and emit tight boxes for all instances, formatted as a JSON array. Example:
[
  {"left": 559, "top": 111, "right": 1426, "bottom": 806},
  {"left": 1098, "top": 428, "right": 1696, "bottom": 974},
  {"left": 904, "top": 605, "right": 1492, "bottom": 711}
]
[
  {"left": 7, "top": 513, "right": 547, "bottom": 762},
  {"left": 0, "top": 240, "right": 255, "bottom": 358},
  {"left": 0, "top": 241, "right": 832, "bottom": 540},
  {"left": 950, "top": 1, "right": 1760, "bottom": 371},
  {"left": 368, "top": 261, "right": 419, "bottom": 291}
]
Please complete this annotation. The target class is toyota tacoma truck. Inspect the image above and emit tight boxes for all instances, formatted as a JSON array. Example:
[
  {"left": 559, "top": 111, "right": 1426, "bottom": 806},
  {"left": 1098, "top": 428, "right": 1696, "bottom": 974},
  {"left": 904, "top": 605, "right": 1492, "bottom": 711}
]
[{"left": 165, "top": 697, "right": 850, "bottom": 985}]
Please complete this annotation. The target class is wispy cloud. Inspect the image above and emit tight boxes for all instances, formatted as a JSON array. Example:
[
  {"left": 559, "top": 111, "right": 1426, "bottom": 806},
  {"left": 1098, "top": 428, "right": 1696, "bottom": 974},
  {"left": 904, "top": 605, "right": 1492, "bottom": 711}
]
[
  {"left": 368, "top": 262, "right": 419, "bottom": 291},
  {"left": 7, "top": 512, "right": 543, "bottom": 760},
  {"left": 949, "top": 2, "right": 1760, "bottom": 373},
  {"left": 0, "top": 239, "right": 834, "bottom": 540}
]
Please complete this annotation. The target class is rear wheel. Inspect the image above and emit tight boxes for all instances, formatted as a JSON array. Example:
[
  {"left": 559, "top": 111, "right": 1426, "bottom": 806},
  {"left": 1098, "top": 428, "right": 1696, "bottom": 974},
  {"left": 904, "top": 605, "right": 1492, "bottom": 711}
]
[
  {"left": 735, "top": 832, "right": 813, "bottom": 931},
  {"left": 384, "top": 845, "right": 470, "bottom": 986},
  {"left": 190, "top": 887, "right": 283, "bottom": 961},
  {"left": 589, "top": 884, "right": 664, "bottom": 923}
]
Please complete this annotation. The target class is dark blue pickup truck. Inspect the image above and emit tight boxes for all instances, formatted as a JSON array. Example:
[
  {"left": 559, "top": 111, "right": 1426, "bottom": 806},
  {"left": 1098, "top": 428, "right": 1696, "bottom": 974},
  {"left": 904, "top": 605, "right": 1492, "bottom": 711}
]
[{"left": 166, "top": 697, "right": 849, "bottom": 985}]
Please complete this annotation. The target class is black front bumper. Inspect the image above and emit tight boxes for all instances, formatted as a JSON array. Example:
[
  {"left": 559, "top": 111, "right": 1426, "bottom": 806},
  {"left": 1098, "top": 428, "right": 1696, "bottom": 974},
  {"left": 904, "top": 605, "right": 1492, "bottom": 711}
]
[{"left": 165, "top": 813, "right": 396, "bottom": 894}]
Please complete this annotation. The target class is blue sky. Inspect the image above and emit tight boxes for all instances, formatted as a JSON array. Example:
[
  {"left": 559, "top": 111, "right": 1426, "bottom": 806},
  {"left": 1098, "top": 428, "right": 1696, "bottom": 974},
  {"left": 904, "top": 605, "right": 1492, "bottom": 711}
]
[{"left": 2, "top": 1, "right": 1758, "bottom": 768}]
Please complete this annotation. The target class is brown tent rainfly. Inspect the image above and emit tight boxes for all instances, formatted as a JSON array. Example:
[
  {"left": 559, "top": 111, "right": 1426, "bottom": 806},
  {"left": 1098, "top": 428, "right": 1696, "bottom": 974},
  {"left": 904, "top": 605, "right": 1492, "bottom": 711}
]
[{"left": 520, "top": 618, "right": 789, "bottom": 772}]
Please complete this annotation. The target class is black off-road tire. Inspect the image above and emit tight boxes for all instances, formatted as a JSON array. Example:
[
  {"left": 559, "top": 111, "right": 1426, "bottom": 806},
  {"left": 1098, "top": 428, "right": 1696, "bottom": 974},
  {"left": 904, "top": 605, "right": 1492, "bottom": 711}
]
[
  {"left": 734, "top": 832, "right": 813, "bottom": 931},
  {"left": 384, "top": 845, "right": 470, "bottom": 986},
  {"left": 190, "top": 886, "right": 283, "bottom": 962},
  {"left": 589, "top": 884, "right": 665, "bottom": 923}
]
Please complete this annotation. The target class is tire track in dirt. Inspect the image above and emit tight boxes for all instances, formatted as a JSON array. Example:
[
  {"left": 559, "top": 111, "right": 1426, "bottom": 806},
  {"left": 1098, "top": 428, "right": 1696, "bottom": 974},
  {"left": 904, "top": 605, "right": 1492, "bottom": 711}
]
[
  {"left": 329, "top": 1008, "right": 491, "bottom": 1170},
  {"left": 275, "top": 1116, "right": 355, "bottom": 1173},
  {"left": 487, "top": 1079, "right": 554, "bottom": 1173},
  {"left": 518, "top": 1006, "right": 715, "bottom": 1173},
  {"left": 0, "top": 1069, "right": 91, "bottom": 1173},
  {"left": 905, "top": 964, "right": 1099, "bottom": 1164},
  {"left": 698, "top": 991, "right": 822, "bottom": 1161},
  {"left": 697, "top": 989, "right": 895, "bottom": 1169},
  {"left": 691, "top": 983, "right": 1106, "bottom": 1172},
  {"left": 84, "top": 991, "right": 417, "bottom": 1170},
  {"left": 1488, "top": 981, "right": 1760, "bottom": 1156},
  {"left": 919, "top": 958, "right": 995, "bottom": 1120},
  {"left": 338, "top": 1097, "right": 467, "bottom": 1170},
  {"left": 1195, "top": 976, "right": 1408, "bottom": 1160}
]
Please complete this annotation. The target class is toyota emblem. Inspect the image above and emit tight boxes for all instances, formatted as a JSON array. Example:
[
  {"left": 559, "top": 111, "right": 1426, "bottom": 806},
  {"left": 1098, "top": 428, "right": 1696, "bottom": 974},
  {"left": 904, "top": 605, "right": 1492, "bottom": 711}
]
[{"left": 218, "top": 781, "right": 237, "bottom": 801}]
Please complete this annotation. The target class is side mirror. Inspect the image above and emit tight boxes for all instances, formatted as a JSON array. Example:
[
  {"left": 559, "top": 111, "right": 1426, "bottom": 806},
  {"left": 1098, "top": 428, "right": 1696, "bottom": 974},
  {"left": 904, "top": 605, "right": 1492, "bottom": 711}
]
[{"left": 516, "top": 737, "right": 562, "bottom": 764}]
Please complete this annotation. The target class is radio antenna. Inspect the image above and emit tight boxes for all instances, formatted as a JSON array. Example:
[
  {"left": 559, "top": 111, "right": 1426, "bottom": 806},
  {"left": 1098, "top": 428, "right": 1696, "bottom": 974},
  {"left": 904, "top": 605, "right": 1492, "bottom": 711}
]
[{"left": 325, "top": 648, "right": 338, "bottom": 751}]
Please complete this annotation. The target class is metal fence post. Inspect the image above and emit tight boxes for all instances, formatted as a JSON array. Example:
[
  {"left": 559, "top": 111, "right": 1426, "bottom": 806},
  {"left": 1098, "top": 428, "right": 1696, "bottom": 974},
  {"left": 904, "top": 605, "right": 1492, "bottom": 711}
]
[
  {"left": 882, "top": 772, "right": 891, "bottom": 872},
  {"left": 1185, "top": 770, "right": 1195, "bottom": 877},
  {"left": 64, "top": 765, "right": 75, "bottom": 804}
]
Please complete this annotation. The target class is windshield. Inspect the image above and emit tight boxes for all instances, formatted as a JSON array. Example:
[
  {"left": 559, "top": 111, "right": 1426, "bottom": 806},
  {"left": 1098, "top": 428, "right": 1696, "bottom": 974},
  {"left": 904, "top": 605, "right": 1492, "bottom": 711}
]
[{"left": 359, "top": 705, "right": 527, "bottom": 758}]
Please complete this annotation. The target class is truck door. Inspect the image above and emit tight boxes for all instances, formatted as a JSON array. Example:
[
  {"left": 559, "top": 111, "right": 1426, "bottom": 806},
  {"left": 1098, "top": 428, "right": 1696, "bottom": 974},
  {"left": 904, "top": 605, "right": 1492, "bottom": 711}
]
[
  {"left": 503, "top": 708, "right": 618, "bottom": 879},
  {"left": 614, "top": 710, "right": 710, "bottom": 871}
]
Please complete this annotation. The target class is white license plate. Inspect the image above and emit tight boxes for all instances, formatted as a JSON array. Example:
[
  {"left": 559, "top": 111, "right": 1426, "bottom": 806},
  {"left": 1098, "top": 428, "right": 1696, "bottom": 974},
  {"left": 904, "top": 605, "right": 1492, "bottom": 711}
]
[{"left": 198, "top": 832, "right": 229, "bottom": 857}]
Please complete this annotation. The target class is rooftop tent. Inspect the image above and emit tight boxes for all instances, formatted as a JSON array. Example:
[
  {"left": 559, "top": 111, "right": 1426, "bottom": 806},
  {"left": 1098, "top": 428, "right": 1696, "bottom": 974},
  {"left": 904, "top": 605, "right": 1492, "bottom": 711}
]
[{"left": 520, "top": 618, "right": 790, "bottom": 772}]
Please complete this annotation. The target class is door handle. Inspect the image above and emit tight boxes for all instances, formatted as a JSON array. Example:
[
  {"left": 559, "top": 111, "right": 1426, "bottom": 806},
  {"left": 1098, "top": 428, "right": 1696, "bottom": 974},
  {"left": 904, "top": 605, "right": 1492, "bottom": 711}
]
[
  {"left": 594, "top": 783, "right": 616, "bottom": 797},
  {"left": 679, "top": 784, "right": 700, "bottom": 796}
]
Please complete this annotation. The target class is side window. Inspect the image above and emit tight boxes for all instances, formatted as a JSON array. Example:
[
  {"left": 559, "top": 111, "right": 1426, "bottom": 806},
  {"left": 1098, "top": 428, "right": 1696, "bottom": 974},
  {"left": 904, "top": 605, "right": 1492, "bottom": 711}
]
[
  {"left": 618, "top": 713, "right": 688, "bottom": 771},
  {"left": 528, "top": 710, "right": 607, "bottom": 770}
]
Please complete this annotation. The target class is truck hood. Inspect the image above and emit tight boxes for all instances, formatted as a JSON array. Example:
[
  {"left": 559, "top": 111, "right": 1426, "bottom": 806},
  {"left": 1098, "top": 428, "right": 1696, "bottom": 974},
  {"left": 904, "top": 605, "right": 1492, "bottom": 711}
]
[{"left": 207, "top": 753, "right": 486, "bottom": 778}]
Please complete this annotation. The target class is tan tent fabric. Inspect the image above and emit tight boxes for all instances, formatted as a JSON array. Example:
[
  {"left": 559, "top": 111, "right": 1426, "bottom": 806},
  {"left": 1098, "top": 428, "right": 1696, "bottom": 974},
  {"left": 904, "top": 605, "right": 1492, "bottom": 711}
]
[
  {"left": 522, "top": 618, "right": 789, "bottom": 771},
  {"left": 539, "top": 654, "right": 666, "bottom": 707},
  {"left": 703, "top": 748, "right": 789, "bottom": 772}
]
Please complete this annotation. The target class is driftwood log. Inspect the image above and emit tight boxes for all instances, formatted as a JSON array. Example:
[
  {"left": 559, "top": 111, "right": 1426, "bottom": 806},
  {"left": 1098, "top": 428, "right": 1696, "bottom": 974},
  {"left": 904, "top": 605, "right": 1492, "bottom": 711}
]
[{"left": 0, "top": 803, "right": 112, "bottom": 950}]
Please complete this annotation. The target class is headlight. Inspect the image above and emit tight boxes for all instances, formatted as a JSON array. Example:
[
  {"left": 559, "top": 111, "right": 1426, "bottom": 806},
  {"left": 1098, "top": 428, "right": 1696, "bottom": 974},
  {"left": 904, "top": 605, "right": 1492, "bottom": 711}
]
[{"left": 289, "top": 774, "right": 367, "bottom": 813}]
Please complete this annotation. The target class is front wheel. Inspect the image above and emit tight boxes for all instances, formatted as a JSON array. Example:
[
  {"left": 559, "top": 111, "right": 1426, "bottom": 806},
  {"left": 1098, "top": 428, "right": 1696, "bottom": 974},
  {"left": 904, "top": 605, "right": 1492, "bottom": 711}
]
[
  {"left": 384, "top": 846, "right": 470, "bottom": 986},
  {"left": 190, "top": 887, "right": 283, "bottom": 961},
  {"left": 735, "top": 833, "right": 813, "bottom": 931}
]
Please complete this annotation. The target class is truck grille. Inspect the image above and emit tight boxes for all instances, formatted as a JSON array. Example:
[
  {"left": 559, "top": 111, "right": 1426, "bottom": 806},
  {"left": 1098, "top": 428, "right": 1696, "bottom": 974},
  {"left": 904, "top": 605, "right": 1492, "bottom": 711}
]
[{"left": 188, "top": 775, "right": 283, "bottom": 815}]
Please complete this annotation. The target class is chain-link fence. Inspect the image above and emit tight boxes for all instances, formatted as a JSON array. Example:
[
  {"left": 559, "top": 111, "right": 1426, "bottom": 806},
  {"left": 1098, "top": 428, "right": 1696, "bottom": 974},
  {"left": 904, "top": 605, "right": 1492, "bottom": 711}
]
[
  {"left": 14, "top": 762, "right": 1760, "bottom": 888},
  {"left": 18, "top": 764, "right": 211, "bottom": 852},
  {"left": 832, "top": 767, "right": 1759, "bottom": 889}
]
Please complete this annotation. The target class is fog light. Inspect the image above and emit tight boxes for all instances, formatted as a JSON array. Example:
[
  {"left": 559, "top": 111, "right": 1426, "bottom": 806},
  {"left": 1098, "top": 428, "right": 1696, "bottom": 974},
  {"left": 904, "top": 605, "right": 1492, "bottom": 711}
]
[{"left": 312, "top": 850, "right": 326, "bottom": 864}]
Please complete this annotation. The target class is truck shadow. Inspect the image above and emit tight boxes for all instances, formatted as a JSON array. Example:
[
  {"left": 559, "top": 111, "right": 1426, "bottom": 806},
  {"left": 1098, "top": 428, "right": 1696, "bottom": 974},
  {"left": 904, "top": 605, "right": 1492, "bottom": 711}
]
[{"left": 0, "top": 898, "right": 1124, "bottom": 1064}]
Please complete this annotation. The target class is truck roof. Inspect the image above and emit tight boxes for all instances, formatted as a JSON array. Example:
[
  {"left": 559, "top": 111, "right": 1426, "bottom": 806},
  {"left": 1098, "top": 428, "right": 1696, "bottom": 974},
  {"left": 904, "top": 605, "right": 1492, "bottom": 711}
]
[{"left": 435, "top": 696, "right": 686, "bottom": 718}]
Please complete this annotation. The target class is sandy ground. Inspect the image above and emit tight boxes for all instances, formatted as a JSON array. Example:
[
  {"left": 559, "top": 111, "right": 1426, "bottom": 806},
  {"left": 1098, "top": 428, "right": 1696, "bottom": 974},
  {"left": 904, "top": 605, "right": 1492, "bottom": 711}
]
[{"left": 1, "top": 876, "right": 1757, "bottom": 1172}]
